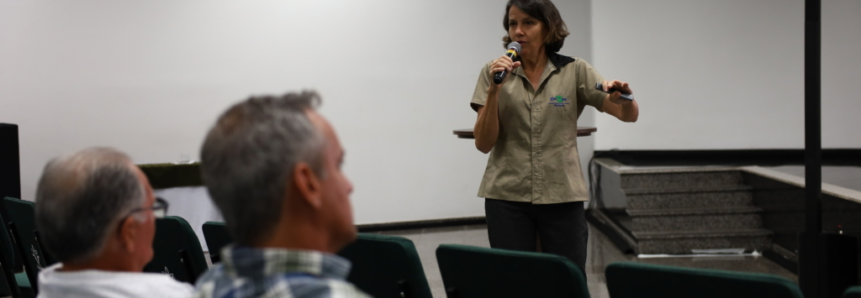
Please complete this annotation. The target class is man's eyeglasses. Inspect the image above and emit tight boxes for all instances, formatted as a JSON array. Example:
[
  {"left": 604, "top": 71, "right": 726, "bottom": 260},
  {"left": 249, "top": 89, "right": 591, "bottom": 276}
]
[{"left": 126, "top": 197, "right": 169, "bottom": 219}]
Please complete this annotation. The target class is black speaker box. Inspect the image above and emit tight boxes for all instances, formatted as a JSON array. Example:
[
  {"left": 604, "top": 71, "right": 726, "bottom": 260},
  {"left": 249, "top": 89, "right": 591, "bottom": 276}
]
[
  {"left": 800, "top": 231, "right": 860, "bottom": 298},
  {"left": 0, "top": 123, "right": 20, "bottom": 220}
]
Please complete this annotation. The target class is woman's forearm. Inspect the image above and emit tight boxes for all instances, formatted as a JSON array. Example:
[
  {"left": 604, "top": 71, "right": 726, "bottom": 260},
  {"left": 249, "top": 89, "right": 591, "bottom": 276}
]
[
  {"left": 620, "top": 100, "right": 639, "bottom": 122},
  {"left": 474, "top": 88, "right": 500, "bottom": 153}
]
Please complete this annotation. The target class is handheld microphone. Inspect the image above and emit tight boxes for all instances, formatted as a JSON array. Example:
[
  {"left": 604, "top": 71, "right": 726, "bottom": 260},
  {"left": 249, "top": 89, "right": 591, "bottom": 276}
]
[{"left": 493, "top": 42, "right": 521, "bottom": 84}]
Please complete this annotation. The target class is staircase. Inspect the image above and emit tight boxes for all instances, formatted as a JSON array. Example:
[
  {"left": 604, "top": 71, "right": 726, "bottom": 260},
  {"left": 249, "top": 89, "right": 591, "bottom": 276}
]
[{"left": 589, "top": 159, "right": 773, "bottom": 255}]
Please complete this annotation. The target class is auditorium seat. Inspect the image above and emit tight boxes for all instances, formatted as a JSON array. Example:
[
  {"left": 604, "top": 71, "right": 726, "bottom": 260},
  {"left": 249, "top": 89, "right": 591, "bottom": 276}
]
[
  {"left": 143, "top": 216, "right": 209, "bottom": 284},
  {"left": 0, "top": 211, "right": 34, "bottom": 298},
  {"left": 202, "top": 222, "right": 432, "bottom": 298},
  {"left": 436, "top": 244, "right": 589, "bottom": 298},
  {"left": 843, "top": 286, "right": 861, "bottom": 298},
  {"left": 338, "top": 233, "right": 432, "bottom": 298},
  {"left": 202, "top": 221, "right": 231, "bottom": 264},
  {"left": 605, "top": 262, "right": 803, "bottom": 298},
  {"left": 3, "top": 197, "right": 54, "bottom": 294}
]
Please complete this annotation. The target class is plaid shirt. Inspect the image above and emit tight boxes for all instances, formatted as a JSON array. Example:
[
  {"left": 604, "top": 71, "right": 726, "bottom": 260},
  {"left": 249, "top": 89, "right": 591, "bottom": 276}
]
[{"left": 193, "top": 245, "right": 370, "bottom": 298}]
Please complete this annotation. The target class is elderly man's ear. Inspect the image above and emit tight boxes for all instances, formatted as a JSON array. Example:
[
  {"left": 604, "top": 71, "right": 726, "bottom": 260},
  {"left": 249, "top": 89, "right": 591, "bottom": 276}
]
[
  {"left": 293, "top": 162, "right": 323, "bottom": 209},
  {"left": 118, "top": 216, "right": 141, "bottom": 253}
]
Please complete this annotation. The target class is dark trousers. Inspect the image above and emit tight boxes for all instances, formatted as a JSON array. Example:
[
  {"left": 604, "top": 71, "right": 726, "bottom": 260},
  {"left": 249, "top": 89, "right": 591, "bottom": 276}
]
[{"left": 485, "top": 198, "right": 589, "bottom": 275}]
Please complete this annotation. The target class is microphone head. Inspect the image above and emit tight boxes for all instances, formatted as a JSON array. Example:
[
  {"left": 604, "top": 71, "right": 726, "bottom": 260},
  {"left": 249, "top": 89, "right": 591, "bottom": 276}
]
[{"left": 507, "top": 42, "right": 522, "bottom": 53}]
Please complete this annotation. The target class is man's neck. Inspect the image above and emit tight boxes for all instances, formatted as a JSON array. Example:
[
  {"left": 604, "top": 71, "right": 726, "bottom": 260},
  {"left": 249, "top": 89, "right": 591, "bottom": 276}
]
[
  {"left": 254, "top": 220, "right": 337, "bottom": 253},
  {"left": 61, "top": 254, "right": 138, "bottom": 272}
]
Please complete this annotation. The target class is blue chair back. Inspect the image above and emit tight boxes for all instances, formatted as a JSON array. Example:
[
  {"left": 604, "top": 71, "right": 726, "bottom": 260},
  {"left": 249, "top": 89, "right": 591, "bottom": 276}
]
[
  {"left": 606, "top": 262, "right": 803, "bottom": 298},
  {"left": 436, "top": 244, "right": 589, "bottom": 298},
  {"left": 143, "top": 216, "right": 209, "bottom": 284}
]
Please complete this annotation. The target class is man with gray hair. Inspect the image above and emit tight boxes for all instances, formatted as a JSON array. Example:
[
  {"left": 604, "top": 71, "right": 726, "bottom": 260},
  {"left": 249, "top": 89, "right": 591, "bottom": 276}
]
[
  {"left": 193, "top": 91, "right": 368, "bottom": 298},
  {"left": 35, "top": 147, "right": 194, "bottom": 298}
]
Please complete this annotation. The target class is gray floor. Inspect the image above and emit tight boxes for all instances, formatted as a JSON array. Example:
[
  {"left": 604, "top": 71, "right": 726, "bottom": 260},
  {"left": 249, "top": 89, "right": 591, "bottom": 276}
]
[
  {"left": 366, "top": 165, "right": 855, "bottom": 297},
  {"left": 768, "top": 165, "right": 861, "bottom": 192},
  {"left": 373, "top": 223, "right": 796, "bottom": 298}
]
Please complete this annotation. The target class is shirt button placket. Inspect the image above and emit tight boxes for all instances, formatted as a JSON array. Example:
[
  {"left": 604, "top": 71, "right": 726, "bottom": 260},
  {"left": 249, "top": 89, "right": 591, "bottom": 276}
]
[{"left": 530, "top": 91, "right": 542, "bottom": 203}]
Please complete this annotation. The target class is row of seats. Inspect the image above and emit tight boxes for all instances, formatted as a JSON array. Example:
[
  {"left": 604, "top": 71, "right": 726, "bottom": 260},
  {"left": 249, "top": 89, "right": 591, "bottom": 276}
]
[
  {"left": 0, "top": 197, "right": 55, "bottom": 298},
  {"left": 196, "top": 222, "right": 813, "bottom": 298},
  {"left": 1, "top": 195, "right": 859, "bottom": 298},
  {"left": 0, "top": 197, "right": 54, "bottom": 298}
]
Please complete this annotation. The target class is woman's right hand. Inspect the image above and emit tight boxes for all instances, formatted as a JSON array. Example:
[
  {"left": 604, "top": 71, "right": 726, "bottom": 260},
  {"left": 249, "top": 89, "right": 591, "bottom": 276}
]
[
  {"left": 488, "top": 55, "right": 522, "bottom": 91},
  {"left": 475, "top": 55, "right": 519, "bottom": 153}
]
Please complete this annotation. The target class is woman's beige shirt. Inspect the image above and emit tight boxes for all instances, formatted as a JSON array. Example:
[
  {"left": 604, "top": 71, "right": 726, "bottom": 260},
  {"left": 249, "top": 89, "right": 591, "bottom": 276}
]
[{"left": 470, "top": 54, "right": 606, "bottom": 204}]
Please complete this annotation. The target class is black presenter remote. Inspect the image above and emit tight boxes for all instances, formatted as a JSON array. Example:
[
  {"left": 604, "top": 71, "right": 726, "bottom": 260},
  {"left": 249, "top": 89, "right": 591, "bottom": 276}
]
[{"left": 595, "top": 83, "right": 634, "bottom": 101}]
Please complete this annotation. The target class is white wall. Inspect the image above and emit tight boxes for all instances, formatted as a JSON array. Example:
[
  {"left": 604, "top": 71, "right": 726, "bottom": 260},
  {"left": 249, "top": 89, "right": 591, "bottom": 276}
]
[
  {"left": 591, "top": 0, "right": 861, "bottom": 150},
  {"left": 821, "top": 0, "right": 861, "bottom": 148},
  {"left": 0, "top": 0, "right": 594, "bottom": 224}
]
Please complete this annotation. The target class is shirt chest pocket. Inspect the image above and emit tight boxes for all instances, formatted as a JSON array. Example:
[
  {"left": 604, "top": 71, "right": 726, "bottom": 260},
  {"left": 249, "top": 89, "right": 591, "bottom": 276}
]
[
  {"left": 544, "top": 93, "right": 579, "bottom": 122},
  {"left": 496, "top": 85, "right": 534, "bottom": 126}
]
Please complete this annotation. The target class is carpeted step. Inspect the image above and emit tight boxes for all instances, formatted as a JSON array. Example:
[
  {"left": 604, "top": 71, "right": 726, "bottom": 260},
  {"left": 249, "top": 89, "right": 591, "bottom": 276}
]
[
  {"left": 621, "top": 170, "right": 744, "bottom": 190},
  {"left": 628, "top": 206, "right": 763, "bottom": 232},
  {"left": 624, "top": 186, "right": 753, "bottom": 209},
  {"left": 633, "top": 229, "right": 773, "bottom": 255}
]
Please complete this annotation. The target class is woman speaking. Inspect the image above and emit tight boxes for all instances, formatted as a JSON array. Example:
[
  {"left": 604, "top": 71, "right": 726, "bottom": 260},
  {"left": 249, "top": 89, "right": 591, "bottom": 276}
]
[{"left": 471, "top": 0, "right": 639, "bottom": 273}]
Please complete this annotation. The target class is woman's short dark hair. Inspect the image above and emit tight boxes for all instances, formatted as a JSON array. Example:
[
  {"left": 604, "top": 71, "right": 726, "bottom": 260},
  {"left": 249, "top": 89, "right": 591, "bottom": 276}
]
[{"left": 502, "top": 0, "right": 570, "bottom": 53}]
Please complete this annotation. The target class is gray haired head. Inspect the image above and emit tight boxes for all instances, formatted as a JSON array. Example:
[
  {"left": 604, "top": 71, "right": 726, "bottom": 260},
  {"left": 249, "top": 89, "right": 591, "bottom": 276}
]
[
  {"left": 200, "top": 90, "right": 325, "bottom": 245},
  {"left": 35, "top": 147, "right": 146, "bottom": 263}
]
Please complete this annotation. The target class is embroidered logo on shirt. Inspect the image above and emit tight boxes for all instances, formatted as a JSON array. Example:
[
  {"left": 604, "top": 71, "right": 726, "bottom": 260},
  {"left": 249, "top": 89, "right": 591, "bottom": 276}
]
[{"left": 550, "top": 96, "right": 569, "bottom": 107}]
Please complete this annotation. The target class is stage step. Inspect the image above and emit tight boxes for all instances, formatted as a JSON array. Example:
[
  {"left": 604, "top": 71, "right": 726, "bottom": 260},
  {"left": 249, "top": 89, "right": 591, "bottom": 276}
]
[
  {"left": 624, "top": 186, "right": 753, "bottom": 209},
  {"left": 621, "top": 170, "right": 744, "bottom": 190},
  {"left": 628, "top": 206, "right": 763, "bottom": 232},
  {"left": 590, "top": 158, "right": 773, "bottom": 255},
  {"left": 633, "top": 229, "right": 773, "bottom": 255}
]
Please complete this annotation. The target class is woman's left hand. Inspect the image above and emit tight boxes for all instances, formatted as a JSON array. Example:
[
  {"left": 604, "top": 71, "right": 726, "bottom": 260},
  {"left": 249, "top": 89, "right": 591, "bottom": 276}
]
[
  {"left": 600, "top": 79, "right": 639, "bottom": 122},
  {"left": 602, "top": 80, "right": 633, "bottom": 105}
]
